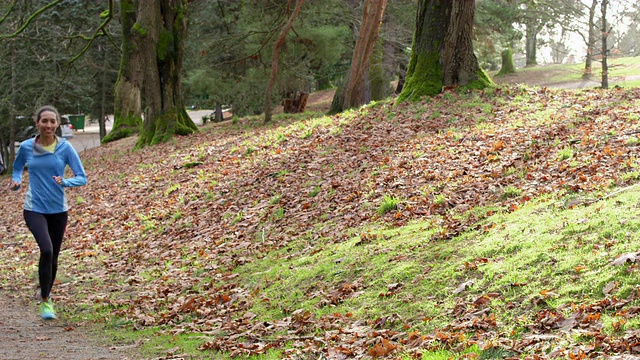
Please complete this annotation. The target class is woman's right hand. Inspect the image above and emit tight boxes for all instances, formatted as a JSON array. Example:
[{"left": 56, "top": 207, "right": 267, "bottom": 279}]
[{"left": 9, "top": 180, "right": 21, "bottom": 191}]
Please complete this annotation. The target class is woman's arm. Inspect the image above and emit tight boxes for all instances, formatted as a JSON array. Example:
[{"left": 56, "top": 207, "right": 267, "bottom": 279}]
[
  {"left": 61, "top": 146, "right": 87, "bottom": 187},
  {"left": 9, "top": 143, "right": 27, "bottom": 189}
]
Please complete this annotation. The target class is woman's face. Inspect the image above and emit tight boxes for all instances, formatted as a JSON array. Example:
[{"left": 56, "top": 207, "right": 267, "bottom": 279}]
[{"left": 36, "top": 110, "right": 59, "bottom": 137}]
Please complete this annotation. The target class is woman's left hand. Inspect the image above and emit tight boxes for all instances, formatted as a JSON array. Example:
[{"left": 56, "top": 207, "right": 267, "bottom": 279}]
[{"left": 53, "top": 176, "right": 63, "bottom": 186}]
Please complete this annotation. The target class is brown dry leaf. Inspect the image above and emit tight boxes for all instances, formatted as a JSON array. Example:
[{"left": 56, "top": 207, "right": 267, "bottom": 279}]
[
  {"left": 454, "top": 280, "right": 474, "bottom": 294},
  {"left": 540, "top": 289, "right": 559, "bottom": 298},
  {"left": 611, "top": 252, "right": 640, "bottom": 266},
  {"left": 603, "top": 281, "right": 617, "bottom": 295},
  {"left": 367, "top": 339, "right": 398, "bottom": 357},
  {"left": 327, "top": 347, "right": 351, "bottom": 359}
]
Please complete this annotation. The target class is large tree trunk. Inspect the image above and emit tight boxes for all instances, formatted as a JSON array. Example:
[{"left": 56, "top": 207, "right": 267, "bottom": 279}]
[
  {"left": 584, "top": 0, "right": 597, "bottom": 78},
  {"left": 601, "top": 0, "right": 609, "bottom": 89},
  {"left": 525, "top": 20, "right": 538, "bottom": 66},
  {"left": 329, "top": 0, "right": 387, "bottom": 114},
  {"left": 395, "top": 45, "right": 408, "bottom": 94},
  {"left": 398, "top": 0, "right": 492, "bottom": 102},
  {"left": 99, "top": 44, "right": 109, "bottom": 141},
  {"left": 497, "top": 48, "right": 516, "bottom": 76},
  {"left": 264, "top": 0, "right": 304, "bottom": 124},
  {"left": 9, "top": 42, "right": 17, "bottom": 169},
  {"left": 282, "top": 92, "right": 309, "bottom": 113},
  {"left": 106, "top": 0, "right": 197, "bottom": 146},
  {"left": 369, "top": 38, "right": 387, "bottom": 101},
  {"left": 137, "top": 0, "right": 197, "bottom": 146},
  {"left": 103, "top": 0, "right": 143, "bottom": 143},
  {"left": 214, "top": 104, "right": 224, "bottom": 122},
  {"left": 1, "top": 41, "right": 18, "bottom": 171}
]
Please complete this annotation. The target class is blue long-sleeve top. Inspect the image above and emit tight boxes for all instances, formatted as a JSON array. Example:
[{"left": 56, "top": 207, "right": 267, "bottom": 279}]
[{"left": 12, "top": 136, "right": 87, "bottom": 214}]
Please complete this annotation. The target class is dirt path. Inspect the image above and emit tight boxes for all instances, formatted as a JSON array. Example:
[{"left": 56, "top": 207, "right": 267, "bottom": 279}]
[{"left": 0, "top": 289, "right": 134, "bottom": 360}]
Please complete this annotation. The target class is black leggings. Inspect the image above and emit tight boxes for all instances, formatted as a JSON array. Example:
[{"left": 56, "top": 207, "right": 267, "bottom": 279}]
[{"left": 23, "top": 210, "right": 68, "bottom": 299}]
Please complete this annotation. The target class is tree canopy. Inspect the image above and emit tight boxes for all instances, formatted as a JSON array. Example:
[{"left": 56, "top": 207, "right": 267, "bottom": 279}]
[
  {"left": 0, "top": 0, "right": 637, "bottom": 154},
  {"left": 0, "top": 1, "right": 119, "bottom": 164}
]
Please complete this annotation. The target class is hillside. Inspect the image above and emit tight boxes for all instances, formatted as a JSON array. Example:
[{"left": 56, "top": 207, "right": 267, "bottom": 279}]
[
  {"left": 491, "top": 56, "right": 640, "bottom": 89},
  {"left": 3, "top": 80, "right": 640, "bottom": 358}
]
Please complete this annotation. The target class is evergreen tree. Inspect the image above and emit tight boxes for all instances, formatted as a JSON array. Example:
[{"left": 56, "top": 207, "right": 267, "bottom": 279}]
[
  {"left": 0, "top": 1, "right": 111, "bottom": 165},
  {"left": 329, "top": 0, "right": 388, "bottom": 114},
  {"left": 184, "top": 0, "right": 353, "bottom": 117},
  {"left": 475, "top": 0, "right": 522, "bottom": 74}
]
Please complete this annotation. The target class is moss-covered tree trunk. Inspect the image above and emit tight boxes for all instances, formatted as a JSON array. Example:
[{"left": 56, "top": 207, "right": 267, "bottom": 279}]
[
  {"left": 137, "top": 0, "right": 197, "bottom": 146},
  {"left": 525, "top": 20, "right": 538, "bottom": 67},
  {"left": 497, "top": 48, "right": 516, "bottom": 76},
  {"left": 369, "top": 38, "right": 387, "bottom": 101},
  {"left": 583, "top": 0, "right": 597, "bottom": 78},
  {"left": 395, "top": 49, "right": 408, "bottom": 94},
  {"left": 106, "top": 0, "right": 197, "bottom": 146},
  {"left": 600, "top": 0, "right": 609, "bottom": 89},
  {"left": 397, "top": 0, "right": 492, "bottom": 102},
  {"left": 103, "top": 0, "right": 143, "bottom": 143}
]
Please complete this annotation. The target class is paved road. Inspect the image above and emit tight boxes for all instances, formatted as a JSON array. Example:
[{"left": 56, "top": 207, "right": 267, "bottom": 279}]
[
  {"left": 67, "top": 110, "right": 213, "bottom": 153},
  {"left": 67, "top": 132, "right": 105, "bottom": 153}
]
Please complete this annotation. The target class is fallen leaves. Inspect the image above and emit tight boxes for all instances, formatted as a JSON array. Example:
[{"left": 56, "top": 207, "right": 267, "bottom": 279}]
[
  {"left": 368, "top": 338, "right": 398, "bottom": 357},
  {"left": 3, "top": 86, "right": 640, "bottom": 358}
]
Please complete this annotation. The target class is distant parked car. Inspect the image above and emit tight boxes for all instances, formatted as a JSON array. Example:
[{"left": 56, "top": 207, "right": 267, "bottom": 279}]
[
  {"left": 12, "top": 116, "right": 37, "bottom": 145},
  {"left": 58, "top": 115, "right": 73, "bottom": 139},
  {"left": 0, "top": 116, "right": 32, "bottom": 150},
  {"left": 15, "top": 124, "right": 37, "bottom": 142}
]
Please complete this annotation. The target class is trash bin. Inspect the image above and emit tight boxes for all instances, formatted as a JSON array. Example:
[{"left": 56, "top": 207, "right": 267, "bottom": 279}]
[{"left": 68, "top": 114, "right": 85, "bottom": 132}]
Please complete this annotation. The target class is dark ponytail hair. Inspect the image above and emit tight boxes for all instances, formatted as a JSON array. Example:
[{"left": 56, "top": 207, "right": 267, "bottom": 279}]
[{"left": 34, "top": 105, "right": 61, "bottom": 124}]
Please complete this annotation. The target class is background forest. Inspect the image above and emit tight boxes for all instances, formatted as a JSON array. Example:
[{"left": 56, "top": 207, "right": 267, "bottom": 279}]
[{"left": 0, "top": 0, "right": 639, "bottom": 166}]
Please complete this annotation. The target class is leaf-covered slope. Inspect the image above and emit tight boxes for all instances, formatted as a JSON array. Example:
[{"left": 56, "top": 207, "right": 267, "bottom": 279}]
[{"left": 3, "top": 85, "right": 640, "bottom": 358}]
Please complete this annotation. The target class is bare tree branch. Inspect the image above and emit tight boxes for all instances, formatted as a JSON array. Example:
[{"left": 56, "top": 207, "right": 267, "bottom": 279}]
[
  {"left": 0, "top": 0, "right": 64, "bottom": 40},
  {"left": 66, "top": 0, "right": 115, "bottom": 64},
  {"left": 0, "top": 1, "right": 17, "bottom": 27}
]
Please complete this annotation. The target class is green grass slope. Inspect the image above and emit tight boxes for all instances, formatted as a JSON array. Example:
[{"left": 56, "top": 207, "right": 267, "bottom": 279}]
[
  {"left": 493, "top": 56, "right": 640, "bottom": 88},
  {"left": 3, "top": 84, "right": 640, "bottom": 359}
]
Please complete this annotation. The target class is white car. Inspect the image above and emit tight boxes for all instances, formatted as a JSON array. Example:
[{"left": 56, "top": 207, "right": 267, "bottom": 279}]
[{"left": 58, "top": 115, "right": 73, "bottom": 139}]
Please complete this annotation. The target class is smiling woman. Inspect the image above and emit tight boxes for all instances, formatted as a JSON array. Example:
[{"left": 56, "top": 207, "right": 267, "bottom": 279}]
[
  {"left": 36, "top": 110, "right": 59, "bottom": 143},
  {"left": 11, "top": 115, "right": 74, "bottom": 146},
  {"left": 8, "top": 105, "right": 87, "bottom": 320}
]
